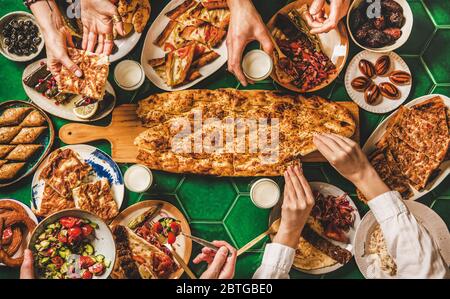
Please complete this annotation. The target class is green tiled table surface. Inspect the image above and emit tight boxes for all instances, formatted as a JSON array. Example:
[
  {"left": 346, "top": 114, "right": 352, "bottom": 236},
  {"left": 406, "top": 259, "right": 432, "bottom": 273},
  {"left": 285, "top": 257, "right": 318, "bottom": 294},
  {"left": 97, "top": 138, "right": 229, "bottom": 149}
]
[{"left": 0, "top": 0, "right": 449, "bottom": 279}]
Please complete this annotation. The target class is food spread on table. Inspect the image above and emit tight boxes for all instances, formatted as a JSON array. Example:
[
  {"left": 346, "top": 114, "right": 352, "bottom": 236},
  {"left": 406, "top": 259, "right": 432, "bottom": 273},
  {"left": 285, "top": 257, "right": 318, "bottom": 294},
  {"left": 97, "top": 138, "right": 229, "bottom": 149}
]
[
  {"left": 271, "top": 5, "right": 336, "bottom": 91},
  {"left": 0, "top": 0, "right": 449, "bottom": 280},
  {"left": 149, "top": 0, "right": 229, "bottom": 87},
  {"left": 0, "top": 200, "right": 37, "bottom": 268},
  {"left": 0, "top": 105, "right": 49, "bottom": 183},
  {"left": 32, "top": 216, "right": 110, "bottom": 279},
  {"left": 349, "top": 0, "right": 405, "bottom": 48},
  {"left": 358, "top": 96, "right": 449, "bottom": 202},
  {"left": 135, "top": 89, "right": 355, "bottom": 176}
]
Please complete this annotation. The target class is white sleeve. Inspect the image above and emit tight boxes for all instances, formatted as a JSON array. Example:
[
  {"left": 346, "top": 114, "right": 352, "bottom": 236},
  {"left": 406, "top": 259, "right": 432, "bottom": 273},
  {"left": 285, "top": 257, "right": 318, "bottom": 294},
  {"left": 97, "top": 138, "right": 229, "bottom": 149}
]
[
  {"left": 253, "top": 243, "right": 295, "bottom": 279},
  {"left": 368, "top": 191, "right": 449, "bottom": 279}
]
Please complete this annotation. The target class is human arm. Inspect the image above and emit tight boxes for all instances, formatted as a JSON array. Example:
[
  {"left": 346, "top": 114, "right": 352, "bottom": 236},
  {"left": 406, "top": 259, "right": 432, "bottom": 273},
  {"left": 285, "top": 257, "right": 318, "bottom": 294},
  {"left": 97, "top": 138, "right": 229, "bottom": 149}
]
[
  {"left": 253, "top": 165, "right": 315, "bottom": 279},
  {"left": 313, "top": 133, "right": 449, "bottom": 278},
  {"left": 80, "top": 0, "right": 124, "bottom": 55},
  {"left": 226, "top": 0, "right": 274, "bottom": 86},
  {"left": 29, "top": 0, "right": 82, "bottom": 77},
  {"left": 20, "top": 249, "right": 35, "bottom": 279},
  {"left": 303, "top": 0, "right": 350, "bottom": 34},
  {"left": 193, "top": 241, "right": 237, "bottom": 279}
]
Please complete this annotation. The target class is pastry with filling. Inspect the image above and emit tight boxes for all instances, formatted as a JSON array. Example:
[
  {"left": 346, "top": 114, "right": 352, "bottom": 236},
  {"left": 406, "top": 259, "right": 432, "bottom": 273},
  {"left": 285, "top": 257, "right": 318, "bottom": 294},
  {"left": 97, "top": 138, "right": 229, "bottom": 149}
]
[
  {"left": 10, "top": 127, "right": 47, "bottom": 144},
  {"left": 0, "top": 107, "right": 32, "bottom": 126},
  {"left": 20, "top": 110, "right": 47, "bottom": 127},
  {"left": 33, "top": 184, "right": 75, "bottom": 217},
  {"left": 0, "top": 162, "right": 25, "bottom": 180},
  {"left": 39, "top": 148, "right": 92, "bottom": 198},
  {"left": 72, "top": 178, "right": 119, "bottom": 221},
  {"left": 0, "top": 127, "right": 21, "bottom": 144},
  {"left": 5, "top": 144, "right": 43, "bottom": 161},
  {"left": 0, "top": 145, "right": 15, "bottom": 159}
]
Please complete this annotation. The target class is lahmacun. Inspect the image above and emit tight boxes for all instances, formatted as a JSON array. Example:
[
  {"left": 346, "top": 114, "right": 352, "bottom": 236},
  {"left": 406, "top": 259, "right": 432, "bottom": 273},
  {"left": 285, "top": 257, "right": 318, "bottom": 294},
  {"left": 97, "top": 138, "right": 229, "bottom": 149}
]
[{"left": 57, "top": 48, "right": 109, "bottom": 100}]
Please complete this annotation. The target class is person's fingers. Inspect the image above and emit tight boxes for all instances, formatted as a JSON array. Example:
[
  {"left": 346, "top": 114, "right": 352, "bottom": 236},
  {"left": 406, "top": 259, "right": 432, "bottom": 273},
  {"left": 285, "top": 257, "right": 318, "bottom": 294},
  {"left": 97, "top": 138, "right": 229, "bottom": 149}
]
[
  {"left": 324, "top": 133, "right": 352, "bottom": 153},
  {"left": 63, "top": 28, "right": 75, "bottom": 48},
  {"left": 20, "top": 249, "right": 34, "bottom": 279},
  {"left": 202, "top": 247, "right": 214, "bottom": 255},
  {"left": 60, "top": 54, "right": 83, "bottom": 78},
  {"left": 293, "top": 165, "right": 314, "bottom": 206},
  {"left": 96, "top": 34, "right": 105, "bottom": 54},
  {"left": 309, "top": 0, "right": 326, "bottom": 15},
  {"left": 104, "top": 39, "right": 114, "bottom": 55},
  {"left": 114, "top": 18, "right": 125, "bottom": 36},
  {"left": 315, "top": 9, "right": 326, "bottom": 23},
  {"left": 219, "top": 245, "right": 237, "bottom": 279},
  {"left": 310, "top": 19, "right": 337, "bottom": 34},
  {"left": 86, "top": 31, "right": 98, "bottom": 53},
  {"left": 212, "top": 241, "right": 234, "bottom": 253},
  {"left": 331, "top": 133, "right": 356, "bottom": 147},
  {"left": 227, "top": 39, "right": 248, "bottom": 86},
  {"left": 283, "top": 168, "right": 296, "bottom": 204},
  {"left": 193, "top": 253, "right": 206, "bottom": 264},
  {"left": 258, "top": 31, "right": 274, "bottom": 56},
  {"left": 287, "top": 166, "right": 307, "bottom": 208},
  {"left": 82, "top": 26, "right": 89, "bottom": 51},
  {"left": 201, "top": 246, "right": 229, "bottom": 279},
  {"left": 313, "top": 134, "right": 336, "bottom": 160}
]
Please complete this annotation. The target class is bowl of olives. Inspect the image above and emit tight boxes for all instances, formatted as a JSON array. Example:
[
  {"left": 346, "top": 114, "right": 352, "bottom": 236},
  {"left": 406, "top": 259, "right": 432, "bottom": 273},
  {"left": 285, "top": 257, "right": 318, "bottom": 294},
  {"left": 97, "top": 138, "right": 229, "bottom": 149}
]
[{"left": 0, "top": 11, "right": 44, "bottom": 62}]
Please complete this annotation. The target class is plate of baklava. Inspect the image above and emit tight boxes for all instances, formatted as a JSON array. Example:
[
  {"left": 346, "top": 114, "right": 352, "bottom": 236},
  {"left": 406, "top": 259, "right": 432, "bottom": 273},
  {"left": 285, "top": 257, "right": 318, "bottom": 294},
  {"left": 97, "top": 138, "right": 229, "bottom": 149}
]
[
  {"left": 0, "top": 100, "right": 54, "bottom": 188},
  {"left": 31, "top": 144, "right": 124, "bottom": 221}
]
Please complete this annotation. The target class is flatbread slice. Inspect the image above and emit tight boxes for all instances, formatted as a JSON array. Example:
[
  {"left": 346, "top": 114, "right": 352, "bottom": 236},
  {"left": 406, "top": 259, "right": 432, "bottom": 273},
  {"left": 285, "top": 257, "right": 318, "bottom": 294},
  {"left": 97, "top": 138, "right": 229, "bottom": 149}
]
[
  {"left": 200, "top": 0, "right": 228, "bottom": 10},
  {"left": 111, "top": 225, "right": 142, "bottom": 279},
  {"left": 0, "top": 145, "right": 15, "bottom": 159},
  {"left": 39, "top": 148, "right": 92, "bottom": 198},
  {"left": 154, "top": 21, "right": 186, "bottom": 50},
  {"left": 10, "top": 127, "right": 46, "bottom": 144},
  {"left": 73, "top": 178, "right": 119, "bottom": 221},
  {"left": 196, "top": 7, "right": 230, "bottom": 29},
  {"left": 0, "top": 107, "right": 32, "bottom": 126},
  {"left": 0, "top": 162, "right": 25, "bottom": 180},
  {"left": 294, "top": 237, "right": 338, "bottom": 270},
  {"left": 0, "top": 126, "right": 21, "bottom": 144},
  {"left": 5, "top": 144, "right": 43, "bottom": 161},
  {"left": 57, "top": 48, "right": 109, "bottom": 100},
  {"left": 33, "top": 184, "right": 75, "bottom": 217},
  {"left": 126, "top": 227, "right": 178, "bottom": 279},
  {"left": 166, "top": 43, "right": 196, "bottom": 86},
  {"left": 180, "top": 24, "right": 226, "bottom": 48},
  {"left": 20, "top": 110, "right": 47, "bottom": 127},
  {"left": 165, "top": 0, "right": 198, "bottom": 20}
]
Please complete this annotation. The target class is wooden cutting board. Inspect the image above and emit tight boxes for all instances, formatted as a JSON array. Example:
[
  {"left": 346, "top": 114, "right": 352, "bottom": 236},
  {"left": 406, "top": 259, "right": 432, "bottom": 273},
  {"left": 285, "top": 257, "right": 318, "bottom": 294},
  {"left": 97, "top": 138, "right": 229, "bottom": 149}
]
[{"left": 59, "top": 102, "right": 360, "bottom": 164}]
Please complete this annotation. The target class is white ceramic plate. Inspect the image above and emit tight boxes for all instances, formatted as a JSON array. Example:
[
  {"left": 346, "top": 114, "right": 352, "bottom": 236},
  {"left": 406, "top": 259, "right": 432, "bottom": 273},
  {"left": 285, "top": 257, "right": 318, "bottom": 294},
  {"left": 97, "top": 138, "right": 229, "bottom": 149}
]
[
  {"left": 141, "top": 0, "right": 228, "bottom": 91},
  {"left": 22, "top": 58, "right": 116, "bottom": 122},
  {"left": 362, "top": 94, "right": 450, "bottom": 200},
  {"left": 110, "top": 31, "right": 142, "bottom": 63},
  {"left": 28, "top": 209, "right": 116, "bottom": 279},
  {"left": 31, "top": 144, "right": 124, "bottom": 216},
  {"left": 347, "top": 0, "right": 413, "bottom": 53},
  {"left": 270, "top": 181, "right": 361, "bottom": 275},
  {"left": 354, "top": 200, "right": 450, "bottom": 279},
  {"left": 345, "top": 50, "right": 411, "bottom": 113},
  {"left": 0, "top": 199, "right": 38, "bottom": 267}
]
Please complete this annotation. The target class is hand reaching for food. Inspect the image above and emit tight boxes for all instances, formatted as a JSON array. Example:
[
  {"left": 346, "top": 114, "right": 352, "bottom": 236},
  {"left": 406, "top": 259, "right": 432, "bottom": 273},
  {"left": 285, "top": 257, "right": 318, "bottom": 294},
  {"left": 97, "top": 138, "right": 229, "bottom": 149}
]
[
  {"left": 303, "top": 0, "right": 350, "bottom": 34},
  {"left": 193, "top": 241, "right": 237, "bottom": 279},
  {"left": 20, "top": 249, "right": 35, "bottom": 279},
  {"left": 273, "top": 165, "right": 315, "bottom": 249},
  {"left": 313, "top": 133, "right": 390, "bottom": 201},
  {"left": 80, "top": 0, "right": 125, "bottom": 55},
  {"left": 226, "top": 0, "right": 274, "bottom": 86},
  {"left": 29, "top": 1, "right": 82, "bottom": 78}
]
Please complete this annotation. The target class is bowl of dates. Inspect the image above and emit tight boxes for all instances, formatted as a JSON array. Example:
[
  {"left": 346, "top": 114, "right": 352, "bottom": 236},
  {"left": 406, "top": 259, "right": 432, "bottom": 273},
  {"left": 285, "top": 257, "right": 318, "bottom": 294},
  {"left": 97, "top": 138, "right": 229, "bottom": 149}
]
[
  {"left": 346, "top": 0, "right": 413, "bottom": 52},
  {"left": 0, "top": 12, "right": 44, "bottom": 62}
]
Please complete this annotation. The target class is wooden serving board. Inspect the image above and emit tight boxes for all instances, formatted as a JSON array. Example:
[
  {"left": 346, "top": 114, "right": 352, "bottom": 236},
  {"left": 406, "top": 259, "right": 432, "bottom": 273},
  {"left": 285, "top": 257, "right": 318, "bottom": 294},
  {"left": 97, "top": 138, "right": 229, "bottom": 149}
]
[{"left": 59, "top": 102, "right": 360, "bottom": 164}]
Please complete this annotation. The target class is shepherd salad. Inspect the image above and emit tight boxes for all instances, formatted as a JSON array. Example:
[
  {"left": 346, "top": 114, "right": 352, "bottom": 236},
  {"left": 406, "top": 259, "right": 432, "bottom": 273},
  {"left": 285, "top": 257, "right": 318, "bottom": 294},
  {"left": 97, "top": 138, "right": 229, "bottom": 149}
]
[{"left": 33, "top": 216, "right": 110, "bottom": 279}]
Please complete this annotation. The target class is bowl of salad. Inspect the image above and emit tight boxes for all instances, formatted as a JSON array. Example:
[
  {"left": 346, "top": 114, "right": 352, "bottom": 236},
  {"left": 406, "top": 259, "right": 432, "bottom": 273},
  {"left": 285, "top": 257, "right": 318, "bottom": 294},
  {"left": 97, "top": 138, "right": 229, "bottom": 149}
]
[{"left": 28, "top": 209, "right": 116, "bottom": 279}]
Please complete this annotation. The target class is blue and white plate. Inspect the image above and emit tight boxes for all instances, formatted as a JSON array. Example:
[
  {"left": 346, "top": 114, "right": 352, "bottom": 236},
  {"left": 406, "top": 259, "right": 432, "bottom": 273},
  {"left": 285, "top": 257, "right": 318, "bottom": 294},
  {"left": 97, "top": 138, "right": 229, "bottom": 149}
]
[{"left": 31, "top": 144, "right": 124, "bottom": 215}]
